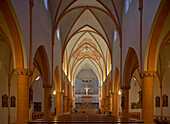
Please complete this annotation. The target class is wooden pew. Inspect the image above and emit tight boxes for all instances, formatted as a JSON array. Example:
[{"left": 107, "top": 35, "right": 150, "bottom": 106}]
[
  {"left": 119, "top": 112, "right": 140, "bottom": 119},
  {"left": 154, "top": 115, "right": 170, "bottom": 123}
]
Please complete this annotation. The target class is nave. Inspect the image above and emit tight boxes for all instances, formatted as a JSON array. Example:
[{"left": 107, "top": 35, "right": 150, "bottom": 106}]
[
  {"left": 28, "top": 114, "right": 143, "bottom": 124},
  {"left": 0, "top": 0, "right": 170, "bottom": 124}
]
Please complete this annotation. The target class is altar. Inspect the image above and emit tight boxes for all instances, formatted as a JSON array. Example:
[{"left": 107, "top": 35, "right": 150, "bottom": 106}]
[{"left": 82, "top": 96, "right": 92, "bottom": 109}]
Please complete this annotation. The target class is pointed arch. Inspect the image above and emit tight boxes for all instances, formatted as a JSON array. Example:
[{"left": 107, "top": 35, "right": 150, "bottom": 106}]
[
  {"left": 33, "top": 45, "right": 50, "bottom": 85},
  {"left": 0, "top": 0, "right": 27, "bottom": 68},
  {"left": 123, "top": 47, "right": 139, "bottom": 86},
  {"left": 145, "top": 0, "right": 170, "bottom": 71}
]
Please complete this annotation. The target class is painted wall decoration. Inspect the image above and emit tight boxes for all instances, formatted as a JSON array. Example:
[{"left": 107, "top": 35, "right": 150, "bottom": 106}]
[
  {"left": 34, "top": 102, "right": 42, "bottom": 111},
  {"left": 2, "top": 94, "right": 8, "bottom": 107},
  {"left": 155, "top": 96, "right": 160, "bottom": 107},
  {"left": 11, "top": 96, "right": 16, "bottom": 108},
  {"left": 163, "top": 95, "right": 168, "bottom": 107}
]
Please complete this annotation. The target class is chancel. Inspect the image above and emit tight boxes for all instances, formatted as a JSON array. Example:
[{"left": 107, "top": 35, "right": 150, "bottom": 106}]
[{"left": 0, "top": 0, "right": 170, "bottom": 124}]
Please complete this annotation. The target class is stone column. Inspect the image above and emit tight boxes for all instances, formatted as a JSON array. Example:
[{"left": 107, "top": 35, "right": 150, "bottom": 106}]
[
  {"left": 106, "top": 96, "right": 111, "bottom": 111},
  {"left": 15, "top": 69, "right": 32, "bottom": 124},
  {"left": 67, "top": 98, "right": 70, "bottom": 113},
  {"left": 62, "top": 79, "right": 67, "bottom": 113},
  {"left": 56, "top": 92, "right": 62, "bottom": 116},
  {"left": 43, "top": 84, "right": 52, "bottom": 119},
  {"left": 63, "top": 96, "right": 68, "bottom": 113},
  {"left": 101, "top": 85, "right": 104, "bottom": 114},
  {"left": 112, "top": 92, "right": 118, "bottom": 116},
  {"left": 141, "top": 71, "right": 155, "bottom": 122},
  {"left": 121, "top": 85, "right": 130, "bottom": 117}
]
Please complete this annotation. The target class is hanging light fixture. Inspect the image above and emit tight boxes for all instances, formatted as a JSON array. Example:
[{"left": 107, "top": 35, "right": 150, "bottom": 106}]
[
  {"left": 53, "top": 90, "right": 56, "bottom": 95},
  {"left": 118, "top": 90, "right": 121, "bottom": 95}
]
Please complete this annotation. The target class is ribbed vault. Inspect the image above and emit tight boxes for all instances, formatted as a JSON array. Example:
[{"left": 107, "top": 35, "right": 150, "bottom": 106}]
[{"left": 52, "top": 0, "right": 123, "bottom": 86}]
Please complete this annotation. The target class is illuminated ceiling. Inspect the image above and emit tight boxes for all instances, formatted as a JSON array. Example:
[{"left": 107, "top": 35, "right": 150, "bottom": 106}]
[{"left": 52, "top": 0, "right": 122, "bottom": 85}]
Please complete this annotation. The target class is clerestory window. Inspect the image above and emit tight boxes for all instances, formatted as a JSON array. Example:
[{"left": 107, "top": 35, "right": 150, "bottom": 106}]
[{"left": 125, "top": 0, "right": 132, "bottom": 13}]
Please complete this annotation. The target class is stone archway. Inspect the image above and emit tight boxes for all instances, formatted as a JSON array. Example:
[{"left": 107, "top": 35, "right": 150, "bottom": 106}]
[
  {"left": 122, "top": 47, "right": 139, "bottom": 117},
  {"left": 32, "top": 45, "right": 51, "bottom": 119},
  {"left": 142, "top": 0, "right": 170, "bottom": 122}
]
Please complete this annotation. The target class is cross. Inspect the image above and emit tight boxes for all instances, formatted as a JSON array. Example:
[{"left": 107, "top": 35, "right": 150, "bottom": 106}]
[{"left": 84, "top": 85, "right": 90, "bottom": 95}]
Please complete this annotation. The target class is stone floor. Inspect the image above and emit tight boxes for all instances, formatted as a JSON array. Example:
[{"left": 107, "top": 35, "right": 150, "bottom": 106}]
[{"left": 28, "top": 114, "right": 144, "bottom": 124}]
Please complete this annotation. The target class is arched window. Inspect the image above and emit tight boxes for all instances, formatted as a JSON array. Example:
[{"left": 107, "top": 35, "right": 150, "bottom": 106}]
[
  {"left": 57, "top": 26, "right": 60, "bottom": 40},
  {"left": 114, "top": 29, "right": 118, "bottom": 42},
  {"left": 125, "top": 0, "right": 132, "bottom": 13},
  {"left": 43, "top": 0, "right": 48, "bottom": 10}
]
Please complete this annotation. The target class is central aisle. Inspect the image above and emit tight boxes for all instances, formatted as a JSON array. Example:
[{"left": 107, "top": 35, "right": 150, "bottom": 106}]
[{"left": 28, "top": 114, "right": 144, "bottom": 123}]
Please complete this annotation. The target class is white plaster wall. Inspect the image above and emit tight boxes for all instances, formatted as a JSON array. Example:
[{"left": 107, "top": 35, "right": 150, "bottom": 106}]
[
  {"left": 129, "top": 78, "right": 141, "bottom": 113},
  {"left": 120, "top": 0, "right": 161, "bottom": 78},
  {"left": 154, "top": 75, "right": 161, "bottom": 115},
  {"left": 32, "top": 0, "right": 52, "bottom": 83},
  {"left": 162, "top": 67, "right": 170, "bottom": 116},
  {"left": 122, "top": 0, "right": 140, "bottom": 76},
  {"left": 32, "top": 77, "right": 44, "bottom": 113},
  {"left": 142, "top": 0, "right": 161, "bottom": 70},
  {"left": 11, "top": 0, "right": 52, "bottom": 81},
  {"left": 10, "top": 74, "right": 17, "bottom": 123},
  {"left": 54, "top": 35, "right": 62, "bottom": 85},
  {"left": 11, "top": 0, "right": 30, "bottom": 66},
  {"left": 0, "top": 62, "right": 8, "bottom": 124}
]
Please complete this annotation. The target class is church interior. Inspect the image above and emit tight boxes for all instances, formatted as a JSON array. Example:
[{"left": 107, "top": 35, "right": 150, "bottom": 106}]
[{"left": 0, "top": 0, "right": 170, "bottom": 123}]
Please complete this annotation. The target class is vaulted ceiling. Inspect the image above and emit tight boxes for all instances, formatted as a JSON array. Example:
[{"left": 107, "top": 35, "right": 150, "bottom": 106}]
[{"left": 51, "top": 0, "right": 123, "bottom": 85}]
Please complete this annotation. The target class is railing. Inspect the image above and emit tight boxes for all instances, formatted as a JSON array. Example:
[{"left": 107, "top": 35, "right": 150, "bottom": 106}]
[
  {"left": 154, "top": 115, "right": 170, "bottom": 123},
  {"left": 32, "top": 112, "right": 44, "bottom": 120},
  {"left": 129, "top": 112, "right": 140, "bottom": 119},
  {"left": 32, "top": 112, "right": 55, "bottom": 120}
]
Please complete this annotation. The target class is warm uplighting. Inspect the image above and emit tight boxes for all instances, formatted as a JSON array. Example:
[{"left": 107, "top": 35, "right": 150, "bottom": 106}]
[
  {"left": 118, "top": 90, "right": 121, "bottom": 95},
  {"left": 62, "top": 90, "right": 64, "bottom": 93},
  {"left": 53, "top": 90, "right": 56, "bottom": 95},
  {"left": 35, "top": 76, "right": 40, "bottom": 81}
]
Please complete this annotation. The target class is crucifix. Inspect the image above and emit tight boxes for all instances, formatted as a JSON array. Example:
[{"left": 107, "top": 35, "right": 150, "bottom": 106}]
[{"left": 84, "top": 85, "right": 90, "bottom": 95}]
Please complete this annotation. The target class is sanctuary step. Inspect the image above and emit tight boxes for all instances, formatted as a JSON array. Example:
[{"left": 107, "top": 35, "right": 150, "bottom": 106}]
[{"left": 28, "top": 114, "right": 144, "bottom": 123}]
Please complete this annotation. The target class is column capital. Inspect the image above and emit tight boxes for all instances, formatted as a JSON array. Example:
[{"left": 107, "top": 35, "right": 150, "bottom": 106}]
[
  {"left": 29, "top": 0, "right": 34, "bottom": 7},
  {"left": 138, "top": 0, "right": 143, "bottom": 11},
  {"left": 56, "top": 91, "right": 63, "bottom": 94},
  {"left": 43, "top": 84, "right": 53, "bottom": 88},
  {"left": 111, "top": 92, "right": 118, "bottom": 95},
  {"left": 121, "top": 85, "right": 130, "bottom": 90},
  {"left": 106, "top": 96, "right": 111, "bottom": 98},
  {"left": 140, "top": 71, "right": 157, "bottom": 78},
  {"left": 14, "top": 68, "right": 32, "bottom": 77}
]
